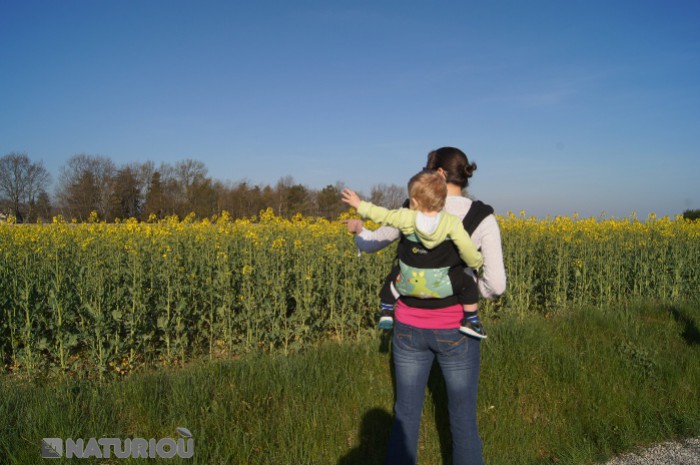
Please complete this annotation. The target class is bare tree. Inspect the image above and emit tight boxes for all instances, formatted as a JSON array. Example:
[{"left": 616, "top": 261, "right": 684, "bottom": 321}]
[
  {"left": 274, "top": 175, "right": 295, "bottom": 216},
  {"left": 217, "top": 180, "right": 254, "bottom": 218},
  {"left": 370, "top": 183, "right": 407, "bottom": 209},
  {"left": 150, "top": 163, "right": 181, "bottom": 216},
  {"left": 187, "top": 175, "right": 217, "bottom": 218},
  {"left": 139, "top": 160, "right": 214, "bottom": 219},
  {"left": 109, "top": 165, "right": 143, "bottom": 220},
  {"left": 0, "top": 152, "right": 51, "bottom": 223},
  {"left": 131, "top": 160, "right": 155, "bottom": 203},
  {"left": 32, "top": 190, "right": 53, "bottom": 221},
  {"left": 175, "top": 159, "right": 214, "bottom": 217},
  {"left": 316, "top": 184, "right": 344, "bottom": 219},
  {"left": 143, "top": 171, "right": 167, "bottom": 219},
  {"left": 57, "top": 154, "right": 116, "bottom": 220}
]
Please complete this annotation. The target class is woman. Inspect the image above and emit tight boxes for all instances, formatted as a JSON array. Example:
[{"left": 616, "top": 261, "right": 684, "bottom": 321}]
[{"left": 346, "top": 147, "right": 506, "bottom": 465}]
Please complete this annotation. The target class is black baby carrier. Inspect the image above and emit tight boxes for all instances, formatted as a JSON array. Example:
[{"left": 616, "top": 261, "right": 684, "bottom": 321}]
[{"left": 379, "top": 200, "right": 494, "bottom": 309}]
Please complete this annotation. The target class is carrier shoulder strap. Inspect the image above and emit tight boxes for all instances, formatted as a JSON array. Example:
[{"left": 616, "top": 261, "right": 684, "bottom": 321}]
[
  {"left": 403, "top": 198, "right": 493, "bottom": 234},
  {"left": 462, "top": 200, "right": 494, "bottom": 235}
]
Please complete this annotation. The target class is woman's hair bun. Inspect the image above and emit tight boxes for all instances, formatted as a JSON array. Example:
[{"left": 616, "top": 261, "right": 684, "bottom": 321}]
[{"left": 464, "top": 161, "right": 477, "bottom": 178}]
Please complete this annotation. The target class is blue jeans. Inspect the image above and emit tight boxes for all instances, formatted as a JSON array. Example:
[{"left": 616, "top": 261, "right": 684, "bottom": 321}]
[{"left": 385, "top": 321, "right": 483, "bottom": 465}]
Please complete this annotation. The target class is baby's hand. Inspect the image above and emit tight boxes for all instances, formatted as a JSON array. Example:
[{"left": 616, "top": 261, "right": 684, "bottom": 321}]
[{"left": 341, "top": 188, "right": 361, "bottom": 209}]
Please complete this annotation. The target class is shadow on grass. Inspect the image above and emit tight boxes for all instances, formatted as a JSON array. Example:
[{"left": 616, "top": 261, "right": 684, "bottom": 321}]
[
  {"left": 337, "top": 408, "right": 393, "bottom": 465},
  {"left": 336, "top": 333, "right": 401, "bottom": 465},
  {"left": 379, "top": 330, "right": 391, "bottom": 354},
  {"left": 668, "top": 306, "right": 700, "bottom": 346}
]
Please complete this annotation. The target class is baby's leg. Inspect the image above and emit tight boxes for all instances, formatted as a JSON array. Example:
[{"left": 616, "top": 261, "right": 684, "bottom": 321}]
[
  {"left": 457, "top": 269, "right": 487, "bottom": 339},
  {"left": 378, "top": 265, "right": 400, "bottom": 330}
]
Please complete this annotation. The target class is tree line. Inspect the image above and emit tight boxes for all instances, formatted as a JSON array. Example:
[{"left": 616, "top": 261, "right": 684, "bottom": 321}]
[{"left": 0, "top": 152, "right": 406, "bottom": 223}]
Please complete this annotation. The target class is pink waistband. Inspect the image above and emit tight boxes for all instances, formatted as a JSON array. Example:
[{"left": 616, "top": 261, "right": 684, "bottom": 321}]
[{"left": 394, "top": 299, "right": 463, "bottom": 329}]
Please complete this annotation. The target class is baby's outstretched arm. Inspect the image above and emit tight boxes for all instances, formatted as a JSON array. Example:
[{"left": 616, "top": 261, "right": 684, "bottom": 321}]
[
  {"left": 342, "top": 189, "right": 414, "bottom": 233},
  {"left": 341, "top": 188, "right": 362, "bottom": 209}
]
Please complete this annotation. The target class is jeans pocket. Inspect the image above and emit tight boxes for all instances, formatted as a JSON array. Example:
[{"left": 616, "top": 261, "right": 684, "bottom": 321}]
[
  {"left": 393, "top": 322, "right": 414, "bottom": 351},
  {"left": 435, "top": 329, "right": 467, "bottom": 357}
]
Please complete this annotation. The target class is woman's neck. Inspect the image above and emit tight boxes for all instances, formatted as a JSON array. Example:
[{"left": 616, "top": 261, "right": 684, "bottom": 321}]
[{"left": 446, "top": 183, "right": 463, "bottom": 196}]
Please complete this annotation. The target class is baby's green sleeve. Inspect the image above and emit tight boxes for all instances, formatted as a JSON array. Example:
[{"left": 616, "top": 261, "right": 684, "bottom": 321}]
[
  {"left": 357, "top": 201, "right": 415, "bottom": 232},
  {"left": 450, "top": 221, "right": 483, "bottom": 270}
]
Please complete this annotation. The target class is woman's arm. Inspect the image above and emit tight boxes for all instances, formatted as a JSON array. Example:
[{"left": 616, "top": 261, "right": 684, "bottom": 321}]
[
  {"left": 471, "top": 215, "right": 507, "bottom": 299},
  {"left": 354, "top": 225, "right": 401, "bottom": 253}
]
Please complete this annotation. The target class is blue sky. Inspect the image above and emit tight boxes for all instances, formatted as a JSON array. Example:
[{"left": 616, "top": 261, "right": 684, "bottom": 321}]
[{"left": 1, "top": 0, "right": 698, "bottom": 218}]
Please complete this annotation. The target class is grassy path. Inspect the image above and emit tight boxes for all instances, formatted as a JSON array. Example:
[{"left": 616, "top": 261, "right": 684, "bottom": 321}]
[{"left": 1, "top": 302, "right": 699, "bottom": 464}]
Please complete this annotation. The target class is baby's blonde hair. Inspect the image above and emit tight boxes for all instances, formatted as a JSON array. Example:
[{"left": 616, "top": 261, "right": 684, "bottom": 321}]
[{"left": 408, "top": 170, "right": 447, "bottom": 212}]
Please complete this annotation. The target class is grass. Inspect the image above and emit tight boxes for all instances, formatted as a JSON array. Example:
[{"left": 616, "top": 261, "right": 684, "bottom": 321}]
[{"left": 1, "top": 301, "right": 699, "bottom": 464}]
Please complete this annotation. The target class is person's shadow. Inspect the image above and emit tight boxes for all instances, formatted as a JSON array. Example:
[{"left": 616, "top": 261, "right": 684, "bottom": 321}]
[
  {"left": 337, "top": 408, "right": 393, "bottom": 465},
  {"left": 668, "top": 306, "right": 700, "bottom": 346}
]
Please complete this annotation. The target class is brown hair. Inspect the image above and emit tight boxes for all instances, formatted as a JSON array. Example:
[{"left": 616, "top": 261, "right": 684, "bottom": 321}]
[
  {"left": 407, "top": 170, "right": 447, "bottom": 212},
  {"left": 425, "top": 147, "right": 477, "bottom": 189}
]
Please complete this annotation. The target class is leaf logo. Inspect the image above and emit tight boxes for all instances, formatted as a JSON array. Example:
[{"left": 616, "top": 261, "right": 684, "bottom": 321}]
[
  {"left": 176, "top": 427, "right": 193, "bottom": 438},
  {"left": 41, "top": 438, "right": 62, "bottom": 458}
]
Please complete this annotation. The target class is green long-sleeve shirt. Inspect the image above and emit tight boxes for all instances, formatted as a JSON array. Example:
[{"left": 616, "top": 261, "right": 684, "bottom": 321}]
[{"left": 357, "top": 201, "right": 484, "bottom": 270}]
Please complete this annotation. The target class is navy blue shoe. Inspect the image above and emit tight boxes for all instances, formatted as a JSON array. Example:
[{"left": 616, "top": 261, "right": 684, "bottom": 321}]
[{"left": 459, "top": 318, "right": 487, "bottom": 339}]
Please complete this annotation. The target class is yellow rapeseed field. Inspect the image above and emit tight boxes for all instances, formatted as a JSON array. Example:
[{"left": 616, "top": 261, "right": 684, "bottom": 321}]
[{"left": 1, "top": 209, "right": 698, "bottom": 378}]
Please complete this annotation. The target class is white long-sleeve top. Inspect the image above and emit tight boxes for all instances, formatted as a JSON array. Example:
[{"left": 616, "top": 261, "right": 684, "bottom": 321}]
[{"left": 355, "top": 196, "right": 506, "bottom": 299}]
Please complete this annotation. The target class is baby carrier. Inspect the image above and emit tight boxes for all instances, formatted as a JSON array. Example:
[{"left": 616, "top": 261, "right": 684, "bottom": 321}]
[{"left": 379, "top": 200, "right": 494, "bottom": 309}]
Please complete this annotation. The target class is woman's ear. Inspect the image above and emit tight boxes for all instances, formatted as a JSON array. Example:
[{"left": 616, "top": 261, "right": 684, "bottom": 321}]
[{"left": 436, "top": 167, "right": 447, "bottom": 179}]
